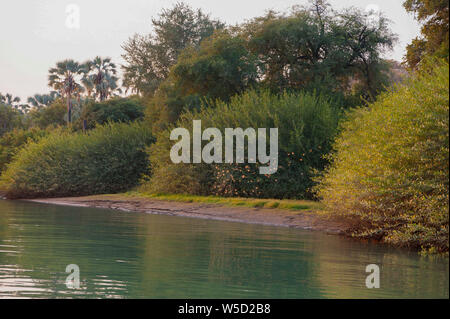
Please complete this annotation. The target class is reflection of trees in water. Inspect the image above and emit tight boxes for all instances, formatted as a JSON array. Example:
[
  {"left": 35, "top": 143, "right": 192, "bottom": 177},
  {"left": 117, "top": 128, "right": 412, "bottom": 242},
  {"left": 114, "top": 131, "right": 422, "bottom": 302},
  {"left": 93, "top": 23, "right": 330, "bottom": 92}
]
[
  {"left": 0, "top": 201, "right": 145, "bottom": 298},
  {"left": 312, "top": 236, "right": 449, "bottom": 298},
  {"left": 1, "top": 200, "right": 448, "bottom": 298},
  {"left": 137, "top": 219, "right": 324, "bottom": 298},
  {"left": 204, "top": 229, "right": 322, "bottom": 298}
]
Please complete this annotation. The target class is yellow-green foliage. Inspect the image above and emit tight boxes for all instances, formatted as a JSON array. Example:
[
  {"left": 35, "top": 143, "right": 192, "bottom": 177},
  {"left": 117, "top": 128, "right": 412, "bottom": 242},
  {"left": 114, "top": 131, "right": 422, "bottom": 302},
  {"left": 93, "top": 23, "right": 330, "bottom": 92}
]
[
  {"left": 0, "top": 127, "right": 52, "bottom": 175},
  {"left": 0, "top": 122, "right": 154, "bottom": 199},
  {"left": 315, "top": 62, "right": 449, "bottom": 252}
]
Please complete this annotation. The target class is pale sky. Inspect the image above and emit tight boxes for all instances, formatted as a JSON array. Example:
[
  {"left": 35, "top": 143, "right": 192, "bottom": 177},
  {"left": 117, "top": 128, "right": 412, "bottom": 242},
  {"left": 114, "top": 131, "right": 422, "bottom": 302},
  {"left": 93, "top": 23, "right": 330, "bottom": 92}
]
[{"left": 0, "top": 0, "right": 421, "bottom": 101}]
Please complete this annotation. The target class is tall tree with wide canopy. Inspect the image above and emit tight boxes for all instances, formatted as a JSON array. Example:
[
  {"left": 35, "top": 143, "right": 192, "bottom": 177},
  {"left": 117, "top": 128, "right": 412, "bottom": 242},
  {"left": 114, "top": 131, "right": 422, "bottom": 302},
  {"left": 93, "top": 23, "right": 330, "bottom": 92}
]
[
  {"left": 48, "top": 60, "right": 84, "bottom": 123},
  {"left": 242, "top": 0, "right": 396, "bottom": 99},
  {"left": 121, "top": 2, "right": 225, "bottom": 95}
]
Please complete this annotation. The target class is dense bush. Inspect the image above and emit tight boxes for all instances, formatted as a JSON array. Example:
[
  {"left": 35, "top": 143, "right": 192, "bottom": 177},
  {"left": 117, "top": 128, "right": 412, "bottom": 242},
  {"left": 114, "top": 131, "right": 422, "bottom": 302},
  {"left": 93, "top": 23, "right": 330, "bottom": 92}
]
[
  {"left": 314, "top": 62, "right": 449, "bottom": 253},
  {"left": 0, "top": 122, "right": 154, "bottom": 198},
  {"left": 76, "top": 97, "right": 145, "bottom": 130},
  {"left": 0, "top": 127, "right": 51, "bottom": 174},
  {"left": 143, "top": 89, "right": 340, "bottom": 199},
  {"left": 28, "top": 99, "right": 67, "bottom": 128}
]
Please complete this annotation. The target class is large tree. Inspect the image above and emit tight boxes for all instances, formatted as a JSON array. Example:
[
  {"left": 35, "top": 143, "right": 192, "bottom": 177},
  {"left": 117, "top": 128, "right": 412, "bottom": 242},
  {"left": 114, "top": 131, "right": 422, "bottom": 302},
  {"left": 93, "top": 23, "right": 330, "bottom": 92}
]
[
  {"left": 145, "top": 1, "right": 397, "bottom": 130},
  {"left": 121, "top": 2, "right": 224, "bottom": 95},
  {"left": 403, "top": 0, "right": 449, "bottom": 69},
  {"left": 48, "top": 60, "right": 85, "bottom": 123},
  {"left": 146, "top": 31, "right": 258, "bottom": 130},
  {"left": 243, "top": 1, "right": 396, "bottom": 99}
]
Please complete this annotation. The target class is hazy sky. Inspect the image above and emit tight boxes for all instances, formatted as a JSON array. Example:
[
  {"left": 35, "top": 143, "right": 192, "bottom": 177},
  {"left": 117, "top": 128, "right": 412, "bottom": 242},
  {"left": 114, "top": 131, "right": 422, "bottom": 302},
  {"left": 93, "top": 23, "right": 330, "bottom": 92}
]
[{"left": 1, "top": 0, "right": 421, "bottom": 101}]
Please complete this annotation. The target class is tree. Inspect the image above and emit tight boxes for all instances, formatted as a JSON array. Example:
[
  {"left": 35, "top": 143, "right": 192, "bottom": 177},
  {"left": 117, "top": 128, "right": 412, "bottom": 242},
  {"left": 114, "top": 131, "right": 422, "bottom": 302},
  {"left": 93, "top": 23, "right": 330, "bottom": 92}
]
[
  {"left": 172, "top": 31, "right": 258, "bottom": 102},
  {"left": 242, "top": 1, "right": 396, "bottom": 99},
  {"left": 334, "top": 7, "right": 397, "bottom": 99},
  {"left": 0, "top": 103, "right": 23, "bottom": 136},
  {"left": 403, "top": 0, "right": 449, "bottom": 69},
  {"left": 82, "top": 57, "right": 121, "bottom": 101},
  {"left": 48, "top": 60, "right": 85, "bottom": 124},
  {"left": 27, "top": 91, "right": 60, "bottom": 110},
  {"left": 0, "top": 93, "right": 20, "bottom": 106},
  {"left": 146, "top": 31, "right": 258, "bottom": 130},
  {"left": 0, "top": 93, "right": 29, "bottom": 113},
  {"left": 121, "top": 2, "right": 224, "bottom": 95}
]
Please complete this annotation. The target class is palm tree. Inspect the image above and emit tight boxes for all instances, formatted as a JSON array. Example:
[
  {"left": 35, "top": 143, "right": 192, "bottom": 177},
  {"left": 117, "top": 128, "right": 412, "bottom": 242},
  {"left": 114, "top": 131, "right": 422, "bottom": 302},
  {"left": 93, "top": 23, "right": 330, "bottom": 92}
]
[
  {"left": 81, "top": 76, "right": 95, "bottom": 98},
  {"left": 0, "top": 93, "right": 20, "bottom": 106},
  {"left": 27, "top": 91, "right": 60, "bottom": 110},
  {"left": 83, "top": 57, "right": 121, "bottom": 101},
  {"left": 0, "top": 92, "right": 29, "bottom": 113},
  {"left": 48, "top": 60, "right": 84, "bottom": 123}
]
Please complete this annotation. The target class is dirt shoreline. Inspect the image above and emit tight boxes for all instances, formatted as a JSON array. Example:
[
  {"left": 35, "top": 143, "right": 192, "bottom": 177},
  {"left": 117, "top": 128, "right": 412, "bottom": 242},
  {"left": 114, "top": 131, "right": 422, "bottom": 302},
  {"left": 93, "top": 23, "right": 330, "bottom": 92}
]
[{"left": 26, "top": 195, "right": 348, "bottom": 234}]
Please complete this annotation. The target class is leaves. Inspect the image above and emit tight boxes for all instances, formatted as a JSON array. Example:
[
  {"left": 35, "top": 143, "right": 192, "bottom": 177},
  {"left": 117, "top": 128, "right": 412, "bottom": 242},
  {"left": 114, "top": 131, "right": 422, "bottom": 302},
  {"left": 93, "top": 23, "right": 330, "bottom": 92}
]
[
  {"left": 403, "top": 0, "right": 449, "bottom": 69},
  {"left": 0, "top": 122, "right": 154, "bottom": 198},
  {"left": 145, "top": 89, "right": 340, "bottom": 199},
  {"left": 121, "top": 2, "right": 224, "bottom": 95},
  {"left": 315, "top": 62, "right": 449, "bottom": 252}
]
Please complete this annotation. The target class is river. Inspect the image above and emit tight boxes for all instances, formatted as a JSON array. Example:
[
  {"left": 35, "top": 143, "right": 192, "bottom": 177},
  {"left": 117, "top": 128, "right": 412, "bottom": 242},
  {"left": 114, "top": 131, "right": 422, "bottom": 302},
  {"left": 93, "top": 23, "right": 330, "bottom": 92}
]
[{"left": 0, "top": 199, "right": 448, "bottom": 298}]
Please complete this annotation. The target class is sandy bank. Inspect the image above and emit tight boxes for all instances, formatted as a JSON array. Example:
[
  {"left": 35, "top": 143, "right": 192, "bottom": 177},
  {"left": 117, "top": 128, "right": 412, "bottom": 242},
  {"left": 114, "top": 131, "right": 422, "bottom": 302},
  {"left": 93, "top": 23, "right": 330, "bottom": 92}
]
[{"left": 27, "top": 195, "right": 348, "bottom": 234}]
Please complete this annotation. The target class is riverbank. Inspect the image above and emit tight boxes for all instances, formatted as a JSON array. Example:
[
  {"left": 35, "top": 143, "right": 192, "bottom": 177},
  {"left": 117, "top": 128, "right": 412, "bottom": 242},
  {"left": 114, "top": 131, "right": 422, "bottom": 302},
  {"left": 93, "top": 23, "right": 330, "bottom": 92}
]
[{"left": 26, "top": 193, "right": 348, "bottom": 234}]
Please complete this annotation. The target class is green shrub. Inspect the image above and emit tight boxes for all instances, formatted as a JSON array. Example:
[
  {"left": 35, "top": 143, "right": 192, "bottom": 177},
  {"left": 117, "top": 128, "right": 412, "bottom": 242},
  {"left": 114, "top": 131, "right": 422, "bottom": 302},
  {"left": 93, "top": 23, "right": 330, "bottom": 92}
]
[
  {"left": 76, "top": 97, "right": 145, "bottom": 130},
  {"left": 1, "top": 122, "right": 154, "bottom": 198},
  {"left": 28, "top": 99, "right": 67, "bottom": 129},
  {"left": 0, "top": 127, "right": 51, "bottom": 174},
  {"left": 314, "top": 62, "right": 449, "bottom": 253},
  {"left": 143, "top": 89, "right": 340, "bottom": 199}
]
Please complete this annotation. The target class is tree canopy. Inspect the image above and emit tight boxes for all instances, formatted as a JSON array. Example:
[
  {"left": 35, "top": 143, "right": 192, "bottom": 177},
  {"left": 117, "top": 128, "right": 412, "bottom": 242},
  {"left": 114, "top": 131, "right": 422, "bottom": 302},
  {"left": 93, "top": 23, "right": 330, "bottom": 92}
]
[
  {"left": 121, "top": 2, "right": 225, "bottom": 95},
  {"left": 243, "top": 2, "right": 396, "bottom": 98},
  {"left": 403, "top": 0, "right": 449, "bottom": 68}
]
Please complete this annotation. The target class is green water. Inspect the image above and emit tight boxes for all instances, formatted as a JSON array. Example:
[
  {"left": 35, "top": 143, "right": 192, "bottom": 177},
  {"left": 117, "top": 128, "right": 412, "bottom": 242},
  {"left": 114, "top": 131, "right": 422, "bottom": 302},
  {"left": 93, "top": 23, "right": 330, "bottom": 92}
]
[{"left": 0, "top": 200, "right": 448, "bottom": 299}]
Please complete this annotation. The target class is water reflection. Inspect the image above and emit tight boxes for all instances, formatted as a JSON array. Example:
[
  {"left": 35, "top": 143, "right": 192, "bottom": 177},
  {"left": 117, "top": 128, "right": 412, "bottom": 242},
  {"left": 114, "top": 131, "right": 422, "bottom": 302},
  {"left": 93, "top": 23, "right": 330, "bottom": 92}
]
[{"left": 0, "top": 200, "right": 448, "bottom": 298}]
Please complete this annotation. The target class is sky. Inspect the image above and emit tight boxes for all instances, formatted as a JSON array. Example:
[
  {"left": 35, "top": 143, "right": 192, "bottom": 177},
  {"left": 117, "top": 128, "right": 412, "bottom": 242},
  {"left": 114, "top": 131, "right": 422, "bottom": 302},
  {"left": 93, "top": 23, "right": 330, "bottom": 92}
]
[{"left": 0, "top": 0, "right": 421, "bottom": 101}]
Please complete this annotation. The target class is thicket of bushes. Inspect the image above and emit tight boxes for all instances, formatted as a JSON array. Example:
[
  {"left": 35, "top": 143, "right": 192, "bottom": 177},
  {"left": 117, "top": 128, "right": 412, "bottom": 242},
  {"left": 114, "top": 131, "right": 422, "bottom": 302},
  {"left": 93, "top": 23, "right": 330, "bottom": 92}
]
[
  {"left": 143, "top": 90, "right": 340, "bottom": 199},
  {"left": 0, "top": 122, "right": 154, "bottom": 198},
  {"left": 314, "top": 63, "right": 449, "bottom": 253},
  {"left": 76, "top": 97, "right": 145, "bottom": 130},
  {"left": 0, "top": 127, "right": 51, "bottom": 174},
  {"left": 27, "top": 99, "right": 67, "bottom": 129}
]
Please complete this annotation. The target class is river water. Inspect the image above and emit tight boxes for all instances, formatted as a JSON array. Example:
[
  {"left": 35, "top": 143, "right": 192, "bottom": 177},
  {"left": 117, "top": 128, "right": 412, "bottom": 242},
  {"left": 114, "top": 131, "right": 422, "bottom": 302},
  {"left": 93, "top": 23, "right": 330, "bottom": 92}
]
[{"left": 0, "top": 199, "right": 448, "bottom": 299}]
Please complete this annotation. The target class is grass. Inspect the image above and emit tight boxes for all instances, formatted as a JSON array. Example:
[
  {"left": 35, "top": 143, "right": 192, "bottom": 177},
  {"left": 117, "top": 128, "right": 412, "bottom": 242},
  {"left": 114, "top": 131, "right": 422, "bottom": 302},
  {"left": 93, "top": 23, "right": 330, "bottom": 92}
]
[{"left": 119, "top": 191, "right": 323, "bottom": 211}]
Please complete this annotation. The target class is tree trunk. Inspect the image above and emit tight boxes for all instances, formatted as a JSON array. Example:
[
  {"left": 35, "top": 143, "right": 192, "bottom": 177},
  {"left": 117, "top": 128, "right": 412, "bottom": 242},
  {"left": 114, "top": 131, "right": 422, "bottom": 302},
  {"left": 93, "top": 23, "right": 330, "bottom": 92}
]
[{"left": 67, "top": 95, "right": 72, "bottom": 124}]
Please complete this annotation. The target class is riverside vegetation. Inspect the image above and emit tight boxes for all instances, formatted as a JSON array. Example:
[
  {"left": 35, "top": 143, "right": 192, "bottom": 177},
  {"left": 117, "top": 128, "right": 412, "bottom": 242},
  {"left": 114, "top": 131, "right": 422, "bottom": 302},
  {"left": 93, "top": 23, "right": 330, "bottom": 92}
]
[{"left": 0, "top": 1, "right": 448, "bottom": 253}]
